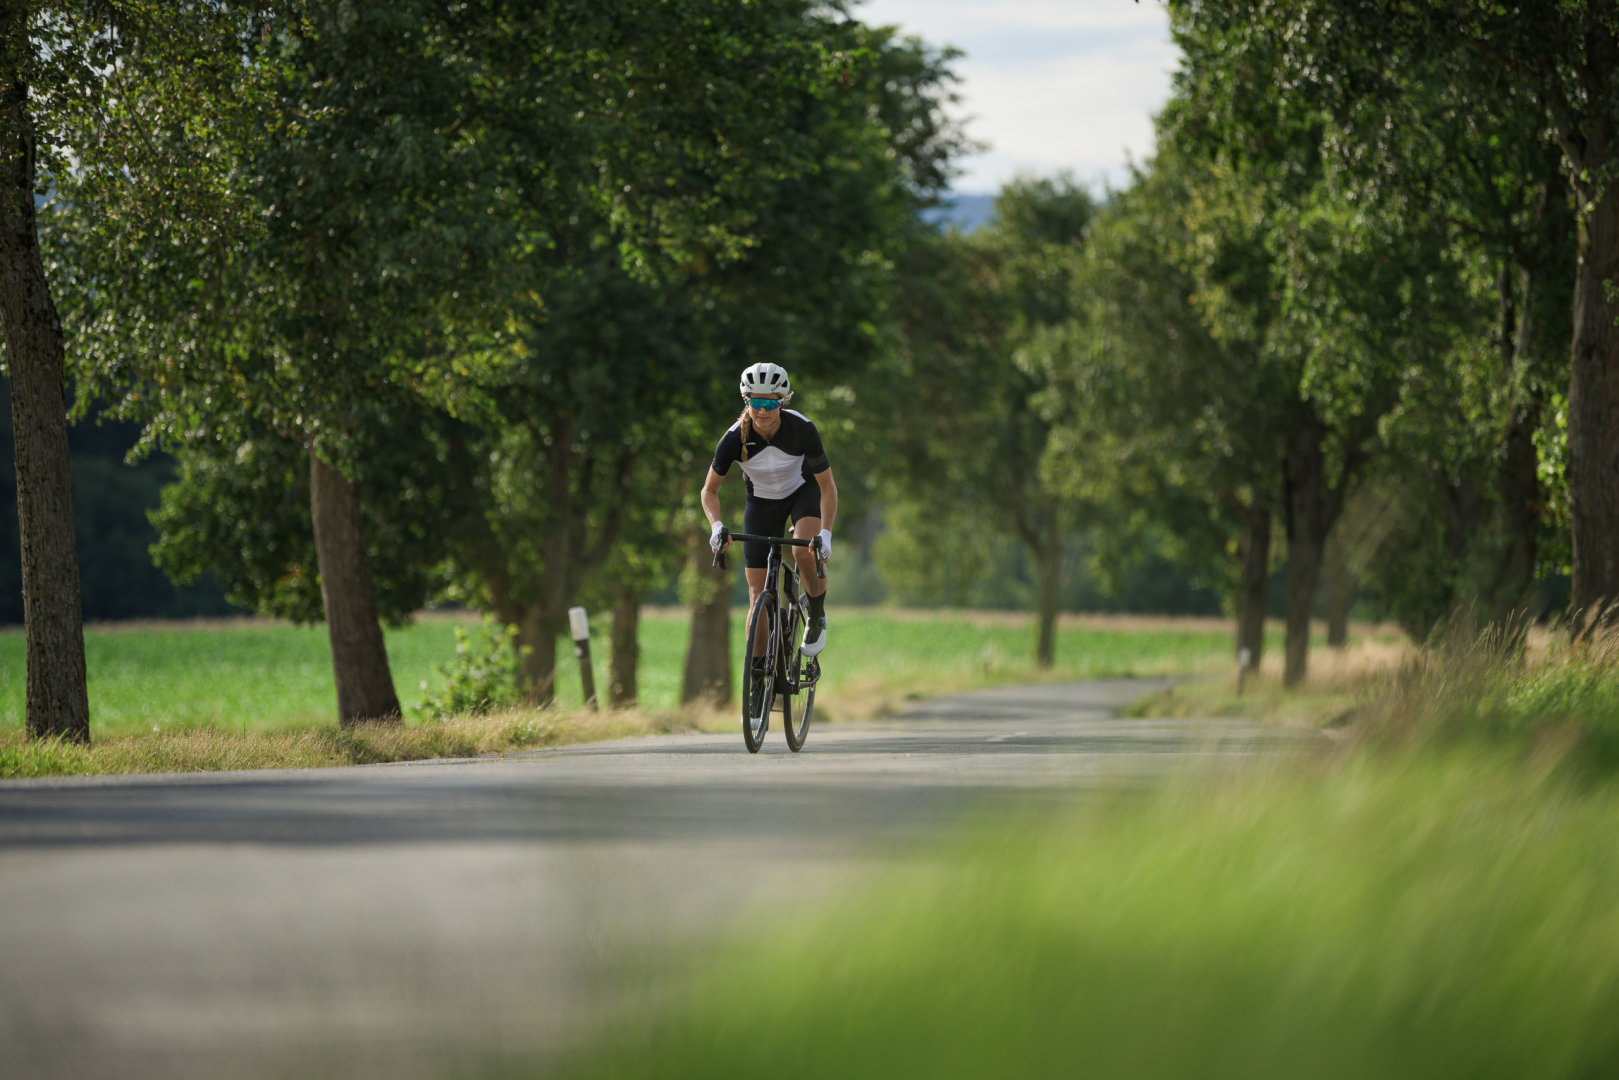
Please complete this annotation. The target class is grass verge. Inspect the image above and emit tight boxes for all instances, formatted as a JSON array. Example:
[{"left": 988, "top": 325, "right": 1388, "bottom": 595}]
[
  {"left": 0, "top": 705, "right": 710, "bottom": 780},
  {"left": 551, "top": 747, "right": 1619, "bottom": 1080},
  {"left": 1131, "top": 624, "right": 1619, "bottom": 778},
  {"left": 0, "top": 610, "right": 1256, "bottom": 736},
  {"left": 0, "top": 610, "right": 1262, "bottom": 777}
]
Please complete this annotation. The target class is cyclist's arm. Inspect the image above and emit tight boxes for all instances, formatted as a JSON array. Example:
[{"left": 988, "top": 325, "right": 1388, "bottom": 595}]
[
  {"left": 815, "top": 467, "right": 837, "bottom": 533},
  {"left": 701, "top": 468, "right": 730, "bottom": 549}
]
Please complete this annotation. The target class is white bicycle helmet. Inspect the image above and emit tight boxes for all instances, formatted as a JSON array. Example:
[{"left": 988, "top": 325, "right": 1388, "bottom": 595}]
[{"left": 739, "top": 362, "right": 793, "bottom": 404}]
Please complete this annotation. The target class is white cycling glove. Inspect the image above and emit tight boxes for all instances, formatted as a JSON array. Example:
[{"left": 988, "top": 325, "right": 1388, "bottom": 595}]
[
  {"left": 710, "top": 520, "right": 728, "bottom": 553},
  {"left": 818, "top": 529, "right": 833, "bottom": 560}
]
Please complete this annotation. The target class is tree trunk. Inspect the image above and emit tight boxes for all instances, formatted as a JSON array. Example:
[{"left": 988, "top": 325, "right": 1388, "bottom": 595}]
[
  {"left": 309, "top": 447, "right": 401, "bottom": 725},
  {"left": 1489, "top": 395, "right": 1541, "bottom": 624},
  {"left": 610, "top": 585, "right": 639, "bottom": 709},
  {"left": 0, "top": 61, "right": 89, "bottom": 743},
  {"left": 1322, "top": 524, "right": 1353, "bottom": 648},
  {"left": 1034, "top": 538, "right": 1060, "bottom": 669},
  {"left": 1283, "top": 420, "right": 1329, "bottom": 687},
  {"left": 681, "top": 531, "right": 731, "bottom": 706},
  {"left": 517, "top": 426, "right": 576, "bottom": 707},
  {"left": 1485, "top": 261, "right": 1542, "bottom": 627},
  {"left": 516, "top": 602, "right": 555, "bottom": 707},
  {"left": 1236, "top": 503, "right": 1271, "bottom": 672},
  {"left": 1567, "top": 152, "right": 1619, "bottom": 633}
]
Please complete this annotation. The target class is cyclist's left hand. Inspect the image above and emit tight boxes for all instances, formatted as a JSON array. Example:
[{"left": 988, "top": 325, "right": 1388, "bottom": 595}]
[{"left": 818, "top": 529, "right": 833, "bottom": 561}]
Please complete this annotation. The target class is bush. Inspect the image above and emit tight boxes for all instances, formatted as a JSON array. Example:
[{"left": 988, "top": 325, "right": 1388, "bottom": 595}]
[{"left": 418, "top": 616, "right": 526, "bottom": 719}]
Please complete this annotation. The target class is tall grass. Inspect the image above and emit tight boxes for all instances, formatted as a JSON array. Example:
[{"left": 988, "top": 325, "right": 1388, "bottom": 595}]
[
  {"left": 1353, "top": 628, "right": 1619, "bottom": 773},
  {"left": 554, "top": 750, "right": 1619, "bottom": 1080}
]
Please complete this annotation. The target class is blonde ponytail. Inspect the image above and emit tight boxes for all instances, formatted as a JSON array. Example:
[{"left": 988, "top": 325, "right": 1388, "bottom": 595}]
[{"left": 737, "top": 407, "right": 753, "bottom": 462}]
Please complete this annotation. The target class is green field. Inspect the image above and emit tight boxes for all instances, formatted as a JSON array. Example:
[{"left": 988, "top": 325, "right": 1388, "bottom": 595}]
[{"left": 0, "top": 611, "right": 1261, "bottom": 735}]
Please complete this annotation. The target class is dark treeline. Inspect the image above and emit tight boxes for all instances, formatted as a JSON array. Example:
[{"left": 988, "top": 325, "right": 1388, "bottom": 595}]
[
  {"left": 7, "top": 1, "right": 1619, "bottom": 738},
  {"left": 0, "top": 380, "right": 237, "bottom": 622}
]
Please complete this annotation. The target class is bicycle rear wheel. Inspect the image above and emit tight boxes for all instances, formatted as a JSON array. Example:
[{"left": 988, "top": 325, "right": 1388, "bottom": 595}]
[{"left": 741, "top": 590, "right": 776, "bottom": 754}]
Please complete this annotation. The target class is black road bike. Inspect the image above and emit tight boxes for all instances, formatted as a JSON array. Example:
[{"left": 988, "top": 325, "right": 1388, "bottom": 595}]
[{"left": 713, "top": 532, "right": 824, "bottom": 753}]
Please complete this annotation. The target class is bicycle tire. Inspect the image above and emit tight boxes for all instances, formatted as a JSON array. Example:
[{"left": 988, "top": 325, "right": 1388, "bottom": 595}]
[
  {"left": 785, "top": 683, "right": 814, "bottom": 752},
  {"left": 783, "top": 595, "right": 813, "bottom": 751},
  {"left": 742, "top": 590, "right": 776, "bottom": 753}
]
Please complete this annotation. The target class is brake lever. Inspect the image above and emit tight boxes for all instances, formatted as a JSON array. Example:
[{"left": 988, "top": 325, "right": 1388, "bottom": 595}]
[
  {"left": 712, "top": 548, "right": 727, "bottom": 570},
  {"left": 812, "top": 536, "right": 825, "bottom": 579}
]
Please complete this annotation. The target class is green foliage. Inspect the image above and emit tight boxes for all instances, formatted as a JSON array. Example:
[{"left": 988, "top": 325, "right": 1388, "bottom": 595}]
[
  {"left": 1153, "top": 0, "right": 1580, "bottom": 633},
  {"left": 418, "top": 617, "right": 525, "bottom": 720},
  {"left": 875, "top": 501, "right": 1003, "bottom": 608},
  {"left": 863, "top": 176, "right": 1105, "bottom": 656},
  {"left": 149, "top": 403, "right": 480, "bottom": 624},
  {"left": 40, "top": 3, "right": 972, "bottom": 692},
  {"left": 1347, "top": 479, "right": 1459, "bottom": 643}
]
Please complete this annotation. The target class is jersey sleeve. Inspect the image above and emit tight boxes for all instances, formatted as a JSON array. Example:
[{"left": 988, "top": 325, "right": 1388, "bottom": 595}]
[
  {"left": 711, "top": 427, "right": 742, "bottom": 476},
  {"left": 801, "top": 420, "right": 830, "bottom": 474}
]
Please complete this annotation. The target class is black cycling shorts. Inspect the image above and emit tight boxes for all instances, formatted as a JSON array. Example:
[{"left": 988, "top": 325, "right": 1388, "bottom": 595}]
[{"left": 742, "top": 481, "right": 821, "bottom": 569}]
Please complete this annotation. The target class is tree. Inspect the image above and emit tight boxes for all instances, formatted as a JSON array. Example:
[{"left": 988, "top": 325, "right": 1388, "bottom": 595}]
[
  {"left": 1182, "top": 0, "right": 1618, "bottom": 628},
  {"left": 878, "top": 176, "right": 1096, "bottom": 667},
  {"left": 1170, "top": 0, "right": 1580, "bottom": 643},
  {"left": 148, "top": 400, "right": 478, "bottom": 638},
  {"left": 1059, "top": 153, "right": 1284, "bottom": 676},
  {"left": 1, "top": 14, "right": 87, "bottom": 739},
  {"left": 426, "top": 20, "right": 969, "bottom": 704},
  {"left": 3, "top": 1, "right": 279, "bottom": 740},
  {"left": 1143, "top": 5, "right": 1486, "bottom": 682},
  {"left": 59, "top": 0, "right": 874, "bottom": 722}
]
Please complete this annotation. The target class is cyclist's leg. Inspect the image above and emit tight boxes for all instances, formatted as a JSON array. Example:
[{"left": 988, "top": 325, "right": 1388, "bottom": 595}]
[
  {"left": 787, "top": 482, "right": 825, "bottom": 598},
  {"left": 790, "top": 515, "right": 824, "bottom": 596},
  {"left": 743, "top": 492, "right": 791, "bottom": 657},
  {"left": 745, "top": 567, "right": 767, "bottom": 656},
  {"left": 788, "top": 484, "right": 828, "bottom": 656}
]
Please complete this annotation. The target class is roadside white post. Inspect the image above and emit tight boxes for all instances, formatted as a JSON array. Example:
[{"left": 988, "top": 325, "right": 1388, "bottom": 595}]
[{"left": 568, "top": 606, "right": 597, "bottom": 710}]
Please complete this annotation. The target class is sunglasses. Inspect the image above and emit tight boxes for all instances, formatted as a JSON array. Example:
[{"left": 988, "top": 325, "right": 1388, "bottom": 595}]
[{"left": 747, "top": 397, "right": 782, "bottom": 411}]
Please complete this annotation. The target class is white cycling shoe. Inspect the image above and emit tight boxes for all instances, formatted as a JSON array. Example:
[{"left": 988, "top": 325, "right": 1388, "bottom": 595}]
[{"left": 801, "top": 615, "right": 827, "bottom": 657}]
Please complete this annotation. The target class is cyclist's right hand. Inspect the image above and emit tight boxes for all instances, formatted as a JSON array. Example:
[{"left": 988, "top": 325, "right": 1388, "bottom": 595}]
[{"left": 710, "top": 521, "right": 730, "bottom": 553}]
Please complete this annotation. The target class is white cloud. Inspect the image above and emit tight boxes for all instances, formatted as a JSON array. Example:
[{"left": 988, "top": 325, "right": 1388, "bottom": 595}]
[{"left": 857, "top": 0, "right": 1179, "bottom": 193}]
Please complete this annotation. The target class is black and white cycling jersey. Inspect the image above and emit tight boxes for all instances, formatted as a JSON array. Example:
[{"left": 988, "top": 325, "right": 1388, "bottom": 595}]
[{"left": 711, "top": 409, "right": 830, "bottom": 500}]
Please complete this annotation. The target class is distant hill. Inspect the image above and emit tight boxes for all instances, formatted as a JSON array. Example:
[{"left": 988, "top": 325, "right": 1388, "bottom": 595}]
[{"left": 921, "top": 192, "right": 996, "bottom": 233}]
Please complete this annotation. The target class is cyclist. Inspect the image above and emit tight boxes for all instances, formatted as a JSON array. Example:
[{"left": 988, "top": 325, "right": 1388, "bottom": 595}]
[{"left": 703, "top": 362, "right": 837, "bottom": 657}]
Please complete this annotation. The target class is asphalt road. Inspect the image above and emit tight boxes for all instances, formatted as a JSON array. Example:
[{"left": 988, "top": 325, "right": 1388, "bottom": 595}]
[{"left": 0, "top": 679, "right": 1296, "bottom": 1079}]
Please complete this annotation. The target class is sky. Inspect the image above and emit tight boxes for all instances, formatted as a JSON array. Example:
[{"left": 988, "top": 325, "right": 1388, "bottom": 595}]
[{"left": 856, "top": 0, "right": 1180, "bottom": 194}]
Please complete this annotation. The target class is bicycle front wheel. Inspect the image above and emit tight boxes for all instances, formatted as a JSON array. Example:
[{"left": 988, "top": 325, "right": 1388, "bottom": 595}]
[{"left": 741, "top": 590, "right": 777, "bottom": 754}]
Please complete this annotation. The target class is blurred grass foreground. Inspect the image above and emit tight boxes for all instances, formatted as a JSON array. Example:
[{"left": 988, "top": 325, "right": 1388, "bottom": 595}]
[
  {"left": 560, "top": 749, "right": 1619, "bottom": 1080},
  {"left": 557, "top": 633, "right": 1619, "bottom": 1080}
]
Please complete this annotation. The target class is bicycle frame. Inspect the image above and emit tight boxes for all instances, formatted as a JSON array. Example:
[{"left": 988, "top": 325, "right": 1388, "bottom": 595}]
[{"left": 714, "top": 532, "right": 824, "bottom": 698}]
